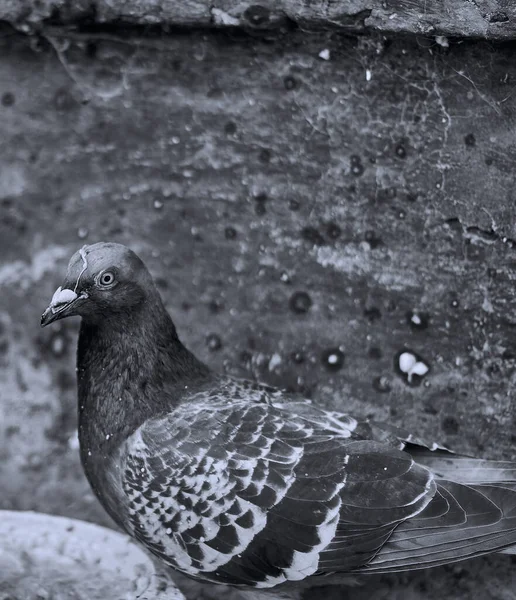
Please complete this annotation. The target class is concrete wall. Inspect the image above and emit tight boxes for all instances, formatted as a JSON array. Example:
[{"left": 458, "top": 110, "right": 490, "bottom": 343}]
[{"left": 1, "top": 20, "right": 516, "bottom": 600}]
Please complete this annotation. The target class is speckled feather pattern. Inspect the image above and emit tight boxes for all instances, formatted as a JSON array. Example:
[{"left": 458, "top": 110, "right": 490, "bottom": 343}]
[{"left": 117, "top": 379, "right": 436, "bottom": 587}]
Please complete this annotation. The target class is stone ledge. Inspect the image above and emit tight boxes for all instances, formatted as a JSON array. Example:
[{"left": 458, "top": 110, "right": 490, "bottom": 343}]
[{"left": 0, "top": 0, "right": 515, "bottom": 40}]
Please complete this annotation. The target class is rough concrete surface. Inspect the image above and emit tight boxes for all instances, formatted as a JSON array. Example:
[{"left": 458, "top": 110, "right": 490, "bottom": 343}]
[
  {"left": 2, "top": 0, "right": 516, "bottom": 39},
  {"left": 0, "top": 510, "right": 184, "bottom": 599},
  {"left": 1, "top": 22, "right": 516, "bottom": 599}
]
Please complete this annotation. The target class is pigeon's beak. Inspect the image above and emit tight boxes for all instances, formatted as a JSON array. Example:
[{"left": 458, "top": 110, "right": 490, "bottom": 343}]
[{"left": 41, "top": 286, "right": 88, "bottom": 327}]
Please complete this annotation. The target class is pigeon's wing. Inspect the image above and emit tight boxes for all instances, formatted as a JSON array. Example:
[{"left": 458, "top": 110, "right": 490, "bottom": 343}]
[
  {"left": 365, "top": 420, "right": 453, "bottom": 453},
  {"left": 361, "top": 452, "right": 516, "bottom": 573},
  {"left": 325, "top": 426, "right": 516, "bottom": 574},
  {"left": 118, "top": 395, "right": 435, "bottom": 587}
]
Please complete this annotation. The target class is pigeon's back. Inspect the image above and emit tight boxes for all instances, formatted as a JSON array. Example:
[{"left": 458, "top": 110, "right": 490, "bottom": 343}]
[{"left": 106, "top": 380, "right": 516, "bottom": 590}]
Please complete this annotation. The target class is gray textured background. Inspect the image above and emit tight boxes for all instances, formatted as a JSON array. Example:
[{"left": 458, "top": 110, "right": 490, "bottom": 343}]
[
  {"left": 1, "top": 13, "right": 516, "bottom": 600},
  {"left": 3, "top": 0, "right": 516, "bottom": 39}
]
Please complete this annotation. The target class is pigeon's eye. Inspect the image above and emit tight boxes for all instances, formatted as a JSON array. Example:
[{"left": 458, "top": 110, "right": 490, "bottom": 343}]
[{"left": 99, "top": 271, "right": 116, "bottom": 287}]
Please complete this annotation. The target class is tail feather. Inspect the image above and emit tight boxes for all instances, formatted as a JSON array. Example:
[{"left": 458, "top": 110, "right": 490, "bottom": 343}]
[
  {"left": 409, "top": 451, "right": 516, "bottom": 484},
  {"left": 362, "top": 455, "right": 516, "bottom": 573}
]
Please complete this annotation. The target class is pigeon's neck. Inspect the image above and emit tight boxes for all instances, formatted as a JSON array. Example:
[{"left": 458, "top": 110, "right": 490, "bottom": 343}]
[{"left": 76, "top": 297, "right": 210, "bottom": 457}]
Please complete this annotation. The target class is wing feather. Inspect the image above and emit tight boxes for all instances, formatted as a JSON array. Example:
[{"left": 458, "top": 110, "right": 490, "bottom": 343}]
[
  {"left": 111, "top": 379, "right": 516, "bottom": 584},
  {"left": 117, "top": 389, "right": 434, "bottom": 586},
  {"left": 362, "top": 479, "right": 516, "bottom": 572}
]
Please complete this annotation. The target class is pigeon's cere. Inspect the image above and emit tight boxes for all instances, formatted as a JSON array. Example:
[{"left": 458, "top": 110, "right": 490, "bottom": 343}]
[
  {"left": 42, "top": 242, "right": 516, "bottom": 597},
  {"left": 50, "top": 287, "right": 78, "bottom": 308}
]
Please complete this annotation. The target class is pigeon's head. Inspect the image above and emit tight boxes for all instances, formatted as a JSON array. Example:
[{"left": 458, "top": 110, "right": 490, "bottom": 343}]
[{"left": 41, "top": 242, "right": 156, "bottom": 327}]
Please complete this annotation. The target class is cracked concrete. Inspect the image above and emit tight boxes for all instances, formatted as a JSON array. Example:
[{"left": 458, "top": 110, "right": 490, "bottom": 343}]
[
  {"left": 1, "top": 22, "right": 516, "bottom": 600},
  {"left": 2, "top": 1, "right": 516, "bottom": 39}
]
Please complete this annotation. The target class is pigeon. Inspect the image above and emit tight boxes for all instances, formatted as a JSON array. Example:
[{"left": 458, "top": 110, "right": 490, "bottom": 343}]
[{"left": 41, "top": 242, "right": 516, "bottom": 599}]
